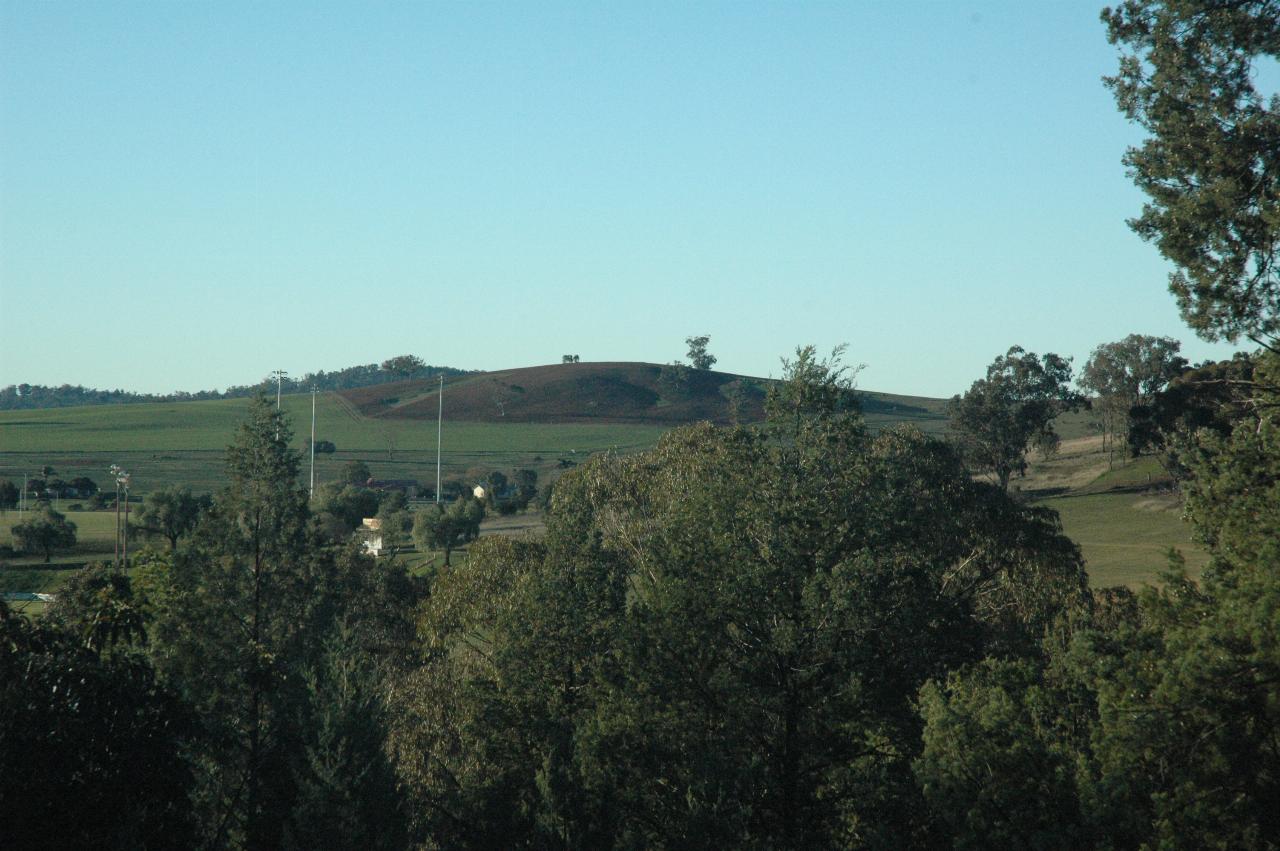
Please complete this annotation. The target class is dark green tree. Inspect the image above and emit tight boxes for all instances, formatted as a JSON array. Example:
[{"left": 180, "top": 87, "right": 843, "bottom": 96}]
[
  {"left": 11, "top": 507, "right": 77, "bottom": 562},
  {"left": 381, "top": 354, "right": 426, "bottom": 377},
  {"left": 148, "top": 397, "right": 327, "bottom": 847},
  {"left": 0, "top": 479, "right": 17, "bottom": 512},
  {"left": 949, "top": 346, "right": 1085, "bottom": 490},
  {"left": 411, "top": 497, "right": 484, "bottom": 566},
  {"left": 1078, "top": 334, "right": 1186, "bottom": 457},
  {"left": 685, "top": 334, "right": 717, "bottom": 370},
  {"left": 67, "top": 475, "right": 99, "bottom": 496},
  {"left": 1103, "top": 0, "right": 1280, "bottom": 344},
  {"left": 392, "top": 346, "right": 1087, "bottom": 848},
  {"left": 0, "top": 600, "right": 196, "bottom": 850},
  {"left": 340, "top": 459, "right": 372, "bottom": 486},
  {"left": 135, "top": 486, "right": 212, "bottom": 550}
]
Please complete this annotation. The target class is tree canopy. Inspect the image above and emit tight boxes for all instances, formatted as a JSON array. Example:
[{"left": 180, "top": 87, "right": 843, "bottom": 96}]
[
  {"left": 1103, "top": 0, "right": 1280, "bottom": 343},
  {"left": 948, "top": 346, "right": 1085, "bottom": 490}
]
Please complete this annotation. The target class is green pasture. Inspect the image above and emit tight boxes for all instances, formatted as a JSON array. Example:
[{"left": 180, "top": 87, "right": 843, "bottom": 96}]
[
  {"left": 1038, "top": 491, "right": 1207, "bottom": 588},
  {"left": 1, "top": 509, "right": 123, "bottom": 615},
  {"left": 0, "top": 392, "right": 672, "bottom": 495}
]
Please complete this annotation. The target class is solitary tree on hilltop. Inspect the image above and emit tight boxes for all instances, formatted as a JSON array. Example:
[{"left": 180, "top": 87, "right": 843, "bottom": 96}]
[{"left": 686, "top": 335, "right": 716, "bottom": 370}]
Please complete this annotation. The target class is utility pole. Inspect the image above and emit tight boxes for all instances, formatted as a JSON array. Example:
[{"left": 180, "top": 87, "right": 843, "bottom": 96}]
[
  {"left": 110, "top": 464, "right": 122, "bottom": 568},
  {"left": 436, "top": 374, "right": 444, "bottom": 503},
  {"left": 272, "top": 369, "right": 287, "bottom": 441},
  {"left": 121, "top": 474, "right": 131, "bottom": 569},
  {"left": 310, "top": 386, "right": 317, "bottom": 498}
]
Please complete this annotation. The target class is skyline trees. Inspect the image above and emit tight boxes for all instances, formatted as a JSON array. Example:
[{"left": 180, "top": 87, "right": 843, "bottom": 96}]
[
  {"left": 1079, "top": 334, "right": 1186, "bottom": 457},
  {"left": 948, "top": 346, "right": 1085, "bottom": 490}
]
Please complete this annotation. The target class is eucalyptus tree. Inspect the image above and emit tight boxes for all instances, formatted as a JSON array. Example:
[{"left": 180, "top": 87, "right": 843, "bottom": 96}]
[
  {"left": 392, "top": 346, "right": 1087, "bottom": 848},
  {"left": 949, "top": 346, "right": 1085, "bottom": 490}
]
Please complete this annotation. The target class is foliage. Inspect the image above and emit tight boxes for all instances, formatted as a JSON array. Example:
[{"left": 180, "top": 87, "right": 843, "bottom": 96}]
[
  {"left": 381, "top": 354, "right": 427, "bottom": 377},
  {"left": 949, "top": 346, "right": 1085, "bottom": 490},
  {"left": 0, "top": 362, "right": 473, "bottom": 410},
  {"left": 1128, "top": 352, "right": 1256, "bottom": 474},
  {"left": 1103, "top": 0, "right": 1280, "bottom": 343},
  {"left": 562, "top": 354, "right": 581, "bottom": 363},
  {"left": 1078, "top": 334, "right": 1186, "bottom": 455},
  {"left": 0, "top": 600, "right": 196, "bottom": 849},
  {"left": 139, "top": 395, "right": 425, "bottom": 847},
  {"left": 391, "top": 347, "right": 1087, "bottom": 847},
  {"left": 412, "top": 497, "right": 484, "bottom": 566},
  {"left": 656, "top": 361, "right": 691, "bottom": 400},
  {"left": 134, "top": 485, "right": 212, "bottom": 550},
  {"left": 311, "top": 481, "right": 381, "bottom": 535},
  {"left": 44, "top": 563, "right": 150, "bottom": 652},
  {"left": 68, "top": 475, "right": 99, "bottom": 495},
  {"left": 0, "top": 479, "right": 16, "bottom": 511},
  {"left": 341, "top": 459, "right": 372, "bottom": 486},
  {"left": 685, "top": 334, "right": 717, "bottom": 370},
  {"left": 10, "top": 506, "right": 77, "bottom": 562}
]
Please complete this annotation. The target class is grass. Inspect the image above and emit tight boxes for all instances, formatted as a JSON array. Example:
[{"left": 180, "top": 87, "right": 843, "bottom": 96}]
[
  {"left": 0, "top": 390, "right": 1207, "bottom": 593},
  {"left": 0, "top": 391, "right": 672, "bottom": 496},
  {"left": 1037, "top": 488, "right": 1207, "bottom": 589}
]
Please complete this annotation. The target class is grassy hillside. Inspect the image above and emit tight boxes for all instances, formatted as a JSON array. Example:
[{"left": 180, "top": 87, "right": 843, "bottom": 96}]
[{"left": 0, "top": 362, "right": 948, "bottom": 495}]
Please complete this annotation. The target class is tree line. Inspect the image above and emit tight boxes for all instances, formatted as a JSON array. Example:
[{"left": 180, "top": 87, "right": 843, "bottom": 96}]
[
  {"left": 3, "top": 1, "right": 1279, "bottom": 846},
  {"left": 0, "top": 356, "right": 471, "bottom": 411}
]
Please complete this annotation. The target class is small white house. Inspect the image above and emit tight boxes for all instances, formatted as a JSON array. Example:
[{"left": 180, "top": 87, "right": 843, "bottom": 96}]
[
  {"left": 473, "top": 485, "right": 487, "bottom": 500},
  {"left": 361, "top": 517, "right": 384, "bottom": 556}
]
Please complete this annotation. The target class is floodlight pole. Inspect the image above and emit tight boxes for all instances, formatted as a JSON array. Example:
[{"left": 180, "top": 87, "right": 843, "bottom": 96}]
[
  {"left": 310, "top": 387, "right": 317, "bottom": 498},
  {"left": 122, "top": 479, "right": 130, "bottom": 568},
  {"left": 436, "top": 374, "right": 444, "bottom": 504}
]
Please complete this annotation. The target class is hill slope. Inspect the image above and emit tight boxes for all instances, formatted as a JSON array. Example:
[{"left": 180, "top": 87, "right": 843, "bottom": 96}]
[{"left": 339, "top": 361, "right": 950, "bottom": 429}]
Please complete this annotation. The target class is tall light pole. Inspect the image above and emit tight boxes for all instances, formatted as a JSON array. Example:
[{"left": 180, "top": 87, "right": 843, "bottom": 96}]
[
  {"left": 271, "top": 369, "right": 287, "bottom": 441},
  {"left": 310, "top": 386, "right": 317, "bottom": 498},
  {"left": 110, "top": 464, "right": 122, "bottom": 568},
  {"left": 436, "top": 374, "right": 444, "bottom": 503},
  {"left": 120, "top": 473, "right": 131, "bottom": 568}
]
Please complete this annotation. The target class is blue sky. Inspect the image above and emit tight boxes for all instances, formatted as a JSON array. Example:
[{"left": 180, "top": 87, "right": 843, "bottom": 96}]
[{"left": 0, "top": 1, "right": 1246, "bottom": 398}]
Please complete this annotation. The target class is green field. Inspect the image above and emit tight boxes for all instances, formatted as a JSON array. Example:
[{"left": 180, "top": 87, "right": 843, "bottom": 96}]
[
  {"left": 0, "top": 391, "right": 1212, "bottom": 592},
  {"left": 1039, "top": 490, "right": 1207, "bottom": 588},
  {"left": 0, "top": 509, "right": 122, "bottom": 615},
  {"left": 0, "top": 392, "right": 671, "bottom": 495}
]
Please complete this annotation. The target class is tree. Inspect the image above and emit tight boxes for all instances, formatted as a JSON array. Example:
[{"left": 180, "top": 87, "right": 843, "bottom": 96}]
[
  {"left": 375, "top": 491, "right": 412, "bottom": 552},
  {"left": 11, "top": 507, "right": 77, "bottom": 562},
  {"left": 0, "top": 600, "right": 196, "bottom": 849},
  {"left": 0, "top": 480, "right": 17, "bottom": 513},
  {"left": 685, "top": 334, "right": 716, "bottom": 370},
  {"left": 657, "top": 361, "right": 691, "bottom": 401},
  {"left": 1078, "top": 334, "right": 1186, "bottom": 458},
  {"left": 341, "top": 459, "right": 372, "bottom": 486},
  {"left": 135, "top": 486, "right": 211, "bottom": 550},
  {"left": 562, "top": 354, "right": 580, "bottom": 364},
  {"left": 149, "top": 396, "right": 319, "bottom": 847},
  {"left": 513, "top": 468, "right": 538, "bottom": 507},
  {"left": 412, "top": 498, "right": 484, "bottom": 567},
  {"left": 949, "top": 346, "right": 1085, "bottom": 490},
  {"left": 381, "top": 354, "right": 426, "bottom": 377},
  {"left": 1103, "top": 1, "right": 1280, "bottom": 344},
  {"left": 392, "top": 345, "right": 1087, "bottom": 847},
  {"left": 67, "top": 476, "right": 99, "bottom": 497}
]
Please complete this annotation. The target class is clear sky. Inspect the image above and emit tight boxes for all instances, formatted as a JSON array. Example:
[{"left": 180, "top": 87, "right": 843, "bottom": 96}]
[{"left": 0, "top": 1, "right": 1246, "bottom": 398}]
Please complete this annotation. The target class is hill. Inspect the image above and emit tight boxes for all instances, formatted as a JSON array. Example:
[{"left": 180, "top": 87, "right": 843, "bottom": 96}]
[{"left": 338, "top": 361, "right": 951, "bottom": 430}]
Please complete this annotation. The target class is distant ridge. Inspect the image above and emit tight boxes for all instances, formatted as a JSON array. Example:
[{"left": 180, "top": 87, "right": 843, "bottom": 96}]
[
  {"left": 339, "top": 361, "right": 949, "bottom": 429},
  {"left": 0, "top": 363, "right": 472, "bottom": 411}
]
